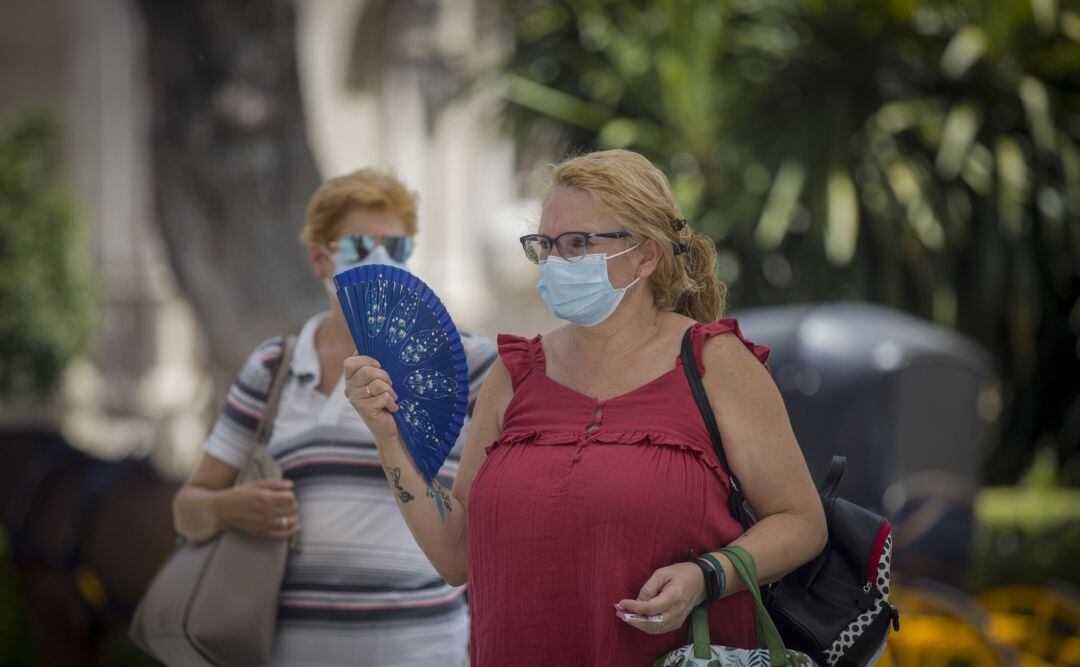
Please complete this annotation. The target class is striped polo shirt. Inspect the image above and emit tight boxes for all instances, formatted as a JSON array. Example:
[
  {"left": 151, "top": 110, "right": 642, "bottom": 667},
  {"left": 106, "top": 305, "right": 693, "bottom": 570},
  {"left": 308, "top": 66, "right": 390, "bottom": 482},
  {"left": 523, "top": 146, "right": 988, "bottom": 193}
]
[{"left": 203, "top": 312, "right": 497, "bottom": 666}]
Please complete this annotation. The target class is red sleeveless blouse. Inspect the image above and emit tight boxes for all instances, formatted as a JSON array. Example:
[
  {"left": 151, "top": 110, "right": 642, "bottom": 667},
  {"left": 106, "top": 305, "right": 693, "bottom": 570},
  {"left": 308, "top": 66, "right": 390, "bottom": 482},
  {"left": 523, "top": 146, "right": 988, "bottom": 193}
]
[{"left": 465, "top": 320, "right": 770, "bottom": 666}]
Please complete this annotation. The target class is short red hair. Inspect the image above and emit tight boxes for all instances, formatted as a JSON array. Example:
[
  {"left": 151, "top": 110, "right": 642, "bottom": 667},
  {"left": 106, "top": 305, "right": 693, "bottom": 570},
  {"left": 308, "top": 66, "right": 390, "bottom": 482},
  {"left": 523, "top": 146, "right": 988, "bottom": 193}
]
[{"left": 299, "top": 168, "right": 419, "bottom": 245}]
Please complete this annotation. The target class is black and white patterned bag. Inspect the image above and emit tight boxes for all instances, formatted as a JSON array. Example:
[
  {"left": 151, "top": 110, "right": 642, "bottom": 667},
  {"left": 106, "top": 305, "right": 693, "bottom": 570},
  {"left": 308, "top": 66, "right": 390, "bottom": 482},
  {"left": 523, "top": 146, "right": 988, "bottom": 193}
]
[{"left": 765, "top": 459, "right": 900, "bottom": 666}]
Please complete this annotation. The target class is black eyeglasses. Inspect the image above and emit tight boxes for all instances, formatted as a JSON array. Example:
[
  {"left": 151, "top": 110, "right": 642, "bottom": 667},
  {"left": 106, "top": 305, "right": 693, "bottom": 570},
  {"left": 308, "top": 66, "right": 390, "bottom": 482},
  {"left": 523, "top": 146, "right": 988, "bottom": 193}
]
[
  {"left": 519, "top": 231, "right": 633, "bottom": 264},
  {"left": 335, "top": 234, "right": 415, "bottom": 264}
]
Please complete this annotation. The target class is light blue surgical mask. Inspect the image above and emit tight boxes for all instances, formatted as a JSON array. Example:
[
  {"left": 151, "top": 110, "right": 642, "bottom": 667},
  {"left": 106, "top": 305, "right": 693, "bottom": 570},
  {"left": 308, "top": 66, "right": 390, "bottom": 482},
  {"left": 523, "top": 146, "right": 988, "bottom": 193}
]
[{"left": 536, "top": 245, "right": 640, "bottom": 327}]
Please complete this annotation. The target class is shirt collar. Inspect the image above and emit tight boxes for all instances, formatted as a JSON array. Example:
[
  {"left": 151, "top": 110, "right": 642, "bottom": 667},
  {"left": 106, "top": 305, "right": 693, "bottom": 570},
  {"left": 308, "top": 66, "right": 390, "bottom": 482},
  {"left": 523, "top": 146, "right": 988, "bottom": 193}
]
[{"left": 290, "top": 311, "right": 329, "bottom": 386}]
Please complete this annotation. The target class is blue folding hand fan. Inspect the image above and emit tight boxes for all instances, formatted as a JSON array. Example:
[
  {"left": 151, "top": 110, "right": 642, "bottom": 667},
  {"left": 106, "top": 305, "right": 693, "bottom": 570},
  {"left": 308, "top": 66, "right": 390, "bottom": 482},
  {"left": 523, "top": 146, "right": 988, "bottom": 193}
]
[{"left": 334, "top": 264, "right": 469, "bottom": 484}]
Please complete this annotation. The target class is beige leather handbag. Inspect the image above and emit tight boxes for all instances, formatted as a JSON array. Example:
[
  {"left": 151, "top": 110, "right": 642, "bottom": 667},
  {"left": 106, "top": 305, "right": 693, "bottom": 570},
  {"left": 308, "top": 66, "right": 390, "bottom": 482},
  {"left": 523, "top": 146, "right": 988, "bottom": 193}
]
[{"left": 131, "top": 336, "right": 297, "bottom": 666}]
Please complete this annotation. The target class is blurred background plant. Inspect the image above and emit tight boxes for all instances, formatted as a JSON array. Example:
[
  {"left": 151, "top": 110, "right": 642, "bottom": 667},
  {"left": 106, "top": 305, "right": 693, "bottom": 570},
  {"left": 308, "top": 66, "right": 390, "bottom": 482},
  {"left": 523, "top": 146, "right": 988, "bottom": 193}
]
[
  {"left": 503, "top": 0, "right": 1080, "bottom": 486},
  {"left": 0, "top": 111, "right": 95, "bottom": 402}
]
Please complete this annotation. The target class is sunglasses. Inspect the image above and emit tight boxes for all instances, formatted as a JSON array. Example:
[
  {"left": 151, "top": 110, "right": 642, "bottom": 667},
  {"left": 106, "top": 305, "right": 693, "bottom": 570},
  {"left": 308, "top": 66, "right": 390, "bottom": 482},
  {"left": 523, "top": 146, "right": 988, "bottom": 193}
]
[{"left": 335, "top": 234, "right": 415, "bottom": 264}]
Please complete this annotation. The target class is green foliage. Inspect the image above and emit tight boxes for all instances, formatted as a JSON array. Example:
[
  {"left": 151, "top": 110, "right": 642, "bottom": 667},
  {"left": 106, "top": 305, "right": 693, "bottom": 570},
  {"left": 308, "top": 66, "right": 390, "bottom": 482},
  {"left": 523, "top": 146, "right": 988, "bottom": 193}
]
[
  {"left": 969, "top": 518, "right": 1080, "bottom": 590},
  {"left": 505, "top": 0, "right": 1080, "bottom": 483},
  {"left": 0, "top": 110, "right": 95, "bottom": 400},
  {"left": 977, "top": 486, "right": 1080, "bottom": 530}
]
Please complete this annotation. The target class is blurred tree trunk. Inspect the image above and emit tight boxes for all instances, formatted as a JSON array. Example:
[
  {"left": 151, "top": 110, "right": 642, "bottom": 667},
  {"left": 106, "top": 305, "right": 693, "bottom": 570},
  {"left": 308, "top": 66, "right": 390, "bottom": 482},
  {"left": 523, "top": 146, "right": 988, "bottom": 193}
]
[{"left": 135, "top": 0, "right": 322, "bottom": 374}]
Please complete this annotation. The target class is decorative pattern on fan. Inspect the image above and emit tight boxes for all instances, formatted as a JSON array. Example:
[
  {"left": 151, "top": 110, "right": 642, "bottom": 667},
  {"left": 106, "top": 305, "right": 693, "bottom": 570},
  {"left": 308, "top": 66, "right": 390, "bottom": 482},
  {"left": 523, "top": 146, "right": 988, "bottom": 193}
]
[{"left": 334, "top": 264, "right": 469, "bottom": 482}]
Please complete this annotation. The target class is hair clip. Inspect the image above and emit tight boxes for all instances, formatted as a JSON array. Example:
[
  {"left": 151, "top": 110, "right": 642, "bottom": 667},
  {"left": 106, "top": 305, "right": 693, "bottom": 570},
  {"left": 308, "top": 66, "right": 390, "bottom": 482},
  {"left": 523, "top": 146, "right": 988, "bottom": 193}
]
[
  {"left": 674, "top": 242, "right": 689, "bottom": 255},
  {"left": 671, "top": 218, "right": 687, "bottom": 231}
]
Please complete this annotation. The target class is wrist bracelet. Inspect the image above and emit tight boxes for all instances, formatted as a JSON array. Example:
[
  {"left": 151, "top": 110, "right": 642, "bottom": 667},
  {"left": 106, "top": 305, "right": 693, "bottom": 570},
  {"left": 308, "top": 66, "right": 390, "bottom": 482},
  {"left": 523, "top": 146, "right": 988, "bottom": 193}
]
[
  {"left": 699, "top": 553, "right": 727, "bottom": 600},
  {"left": 689, "top": 549, "right": 715, "bottom": 600},
  {"left": 694, "top": 556, "right": 719, "bottom": 601},
  {"left": 689, "top": 549, "right": 718, "bottom": 601},
  {"left": 692, "top": 559, "right": 716, "bottom": 600}
]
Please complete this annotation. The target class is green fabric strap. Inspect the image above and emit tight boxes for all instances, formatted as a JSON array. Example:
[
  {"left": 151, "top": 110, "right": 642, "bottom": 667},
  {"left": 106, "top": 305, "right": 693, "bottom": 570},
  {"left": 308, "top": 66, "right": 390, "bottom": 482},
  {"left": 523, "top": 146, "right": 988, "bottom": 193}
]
[
  {"left": 691, "top": 605, "right": 711, "bottom": 659},
  {"left": 665, "top": 548, "right": 794, "bottom": 660},
  {"left": 717, "top": 546, "right": 791, "bottom": 666},
  {"left": 650, "top": 547, "right": 794, "bottom": 667}
]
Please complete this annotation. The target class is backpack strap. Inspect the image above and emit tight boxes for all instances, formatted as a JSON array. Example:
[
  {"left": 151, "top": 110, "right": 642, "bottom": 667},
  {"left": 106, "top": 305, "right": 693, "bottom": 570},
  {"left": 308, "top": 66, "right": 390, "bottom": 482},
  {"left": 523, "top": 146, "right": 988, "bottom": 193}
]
[
  {"left": 819, "top": 455, "right": 846, "bottom": 498},
  {"left": 680, "top": 327, "right": 755, "bottom": 530}
]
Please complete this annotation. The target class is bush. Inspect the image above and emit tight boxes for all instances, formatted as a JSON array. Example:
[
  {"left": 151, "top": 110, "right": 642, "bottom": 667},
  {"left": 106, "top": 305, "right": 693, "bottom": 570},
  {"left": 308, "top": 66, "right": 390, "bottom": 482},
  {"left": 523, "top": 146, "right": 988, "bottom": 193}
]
[
  {"left": 0, "top": 110, "right": 95, "bottom": 400},
  {"left": 505, "top": 0, "right": 1080, "bottom": 485},
  {"left": 970, "top": 486, "right": 1080, "bottom": 590}
]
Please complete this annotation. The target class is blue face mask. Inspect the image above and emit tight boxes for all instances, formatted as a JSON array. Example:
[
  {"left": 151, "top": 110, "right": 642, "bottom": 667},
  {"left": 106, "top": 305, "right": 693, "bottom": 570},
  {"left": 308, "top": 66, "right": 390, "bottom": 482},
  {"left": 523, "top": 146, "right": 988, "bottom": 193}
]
[{"left": 536, "top": 245, "right": 640, "bottom": 327}]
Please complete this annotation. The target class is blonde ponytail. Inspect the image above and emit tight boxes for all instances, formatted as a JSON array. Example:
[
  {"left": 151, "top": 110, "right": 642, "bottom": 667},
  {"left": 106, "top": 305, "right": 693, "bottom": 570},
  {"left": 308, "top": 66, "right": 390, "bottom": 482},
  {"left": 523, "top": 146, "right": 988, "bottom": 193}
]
[{"left": 672, "top": 228, "right": 726, "bottom": 322}]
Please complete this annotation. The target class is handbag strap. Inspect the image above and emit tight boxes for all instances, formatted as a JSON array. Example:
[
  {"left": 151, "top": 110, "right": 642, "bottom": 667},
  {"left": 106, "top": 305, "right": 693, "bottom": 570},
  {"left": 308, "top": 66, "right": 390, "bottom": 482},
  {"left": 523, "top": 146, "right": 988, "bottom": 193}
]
[
  {"left": 679, "top": 547, "right": 792, "bottom": 666},
  {"left": 718, "top": 546, "right": 791, "bottom": 666},
  {"left": 690, "top": 602, "right": 711, "bottom": 658},
  {"left": 254, "top": 335, "right": 297, "bottom": 446},
  {"left": 680, "top": 326, "right": 754, "bottom": 529}
]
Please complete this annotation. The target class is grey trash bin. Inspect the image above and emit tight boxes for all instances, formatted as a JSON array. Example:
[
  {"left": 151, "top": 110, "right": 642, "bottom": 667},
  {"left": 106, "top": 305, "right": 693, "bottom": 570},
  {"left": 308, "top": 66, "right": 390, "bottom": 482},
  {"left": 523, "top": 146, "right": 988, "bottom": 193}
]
[{"left": 736, "top": 303, "right": 996, "bottom": 584}]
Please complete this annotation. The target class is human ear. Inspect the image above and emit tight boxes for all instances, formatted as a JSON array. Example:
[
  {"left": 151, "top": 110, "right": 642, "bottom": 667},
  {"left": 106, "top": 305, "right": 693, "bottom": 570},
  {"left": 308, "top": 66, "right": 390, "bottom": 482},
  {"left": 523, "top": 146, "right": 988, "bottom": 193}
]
[
  {"left": 635, "top": 237, "right": 663, "bottom": 279},
  {"left": 308, "top": 244, "right": 332, "bottom": 280}
]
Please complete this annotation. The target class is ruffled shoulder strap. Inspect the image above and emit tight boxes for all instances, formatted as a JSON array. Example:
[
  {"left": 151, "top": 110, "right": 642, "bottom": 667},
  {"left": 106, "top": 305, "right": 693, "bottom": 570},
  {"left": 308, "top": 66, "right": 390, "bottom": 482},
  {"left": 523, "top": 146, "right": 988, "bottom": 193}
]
[
  {"left": 689, "top": 319, "right": 771, "bottom": 375},
  {"left": 496, "top": 333, "right": 545, "bottom": 391}
]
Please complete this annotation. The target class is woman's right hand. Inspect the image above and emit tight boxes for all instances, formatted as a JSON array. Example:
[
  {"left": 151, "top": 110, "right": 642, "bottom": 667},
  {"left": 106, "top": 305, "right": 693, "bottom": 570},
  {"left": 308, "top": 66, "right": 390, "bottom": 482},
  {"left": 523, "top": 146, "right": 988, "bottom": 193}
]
[
  {"left": 343, "top": 355, "right": 401, "bottom": 444},
  {"left": 218, "top": 479, "right": 301, "bottom": 539}
]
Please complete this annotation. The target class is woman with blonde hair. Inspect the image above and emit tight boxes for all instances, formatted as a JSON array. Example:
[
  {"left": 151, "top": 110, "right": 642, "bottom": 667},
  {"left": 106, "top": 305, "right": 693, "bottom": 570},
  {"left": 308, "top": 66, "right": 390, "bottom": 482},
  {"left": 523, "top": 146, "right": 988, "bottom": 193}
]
[
  {"left": 344, "top": 149, "right": 826, "bottom": 665},
  {"left": 172, "top": 168, "right": 494, "bottom": 666}
]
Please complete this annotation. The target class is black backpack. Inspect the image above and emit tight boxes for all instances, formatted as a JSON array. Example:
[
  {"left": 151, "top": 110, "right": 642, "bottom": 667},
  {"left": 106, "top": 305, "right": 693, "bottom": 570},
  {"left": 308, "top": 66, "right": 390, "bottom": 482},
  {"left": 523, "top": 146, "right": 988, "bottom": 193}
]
[{"left": 680, "top": 328, "right": 900, "bottom": 666}]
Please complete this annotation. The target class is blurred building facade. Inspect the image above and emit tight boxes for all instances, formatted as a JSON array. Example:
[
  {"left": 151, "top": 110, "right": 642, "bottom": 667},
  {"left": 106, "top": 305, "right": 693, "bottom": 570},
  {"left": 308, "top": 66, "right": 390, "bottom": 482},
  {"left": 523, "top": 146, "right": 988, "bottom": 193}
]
[
  {"left": 0, "top": 0, "right": 210, "bottom": 475},
  {"left": 295, "top": 0, "right": 557, "bottom": 337},
  {"left": 0, "top": 0, "right": 558, "bottom": 475}
]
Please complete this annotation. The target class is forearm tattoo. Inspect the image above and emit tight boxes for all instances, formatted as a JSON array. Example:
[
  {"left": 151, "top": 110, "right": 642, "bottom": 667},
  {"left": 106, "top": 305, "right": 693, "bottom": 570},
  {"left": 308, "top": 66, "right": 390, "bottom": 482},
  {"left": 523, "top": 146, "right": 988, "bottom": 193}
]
[
  {"left": 427, "top": 479, "right": 453, "bottom": 522},
  {"left": 385, "top": 466, "right": 415, "bottom": 503}
]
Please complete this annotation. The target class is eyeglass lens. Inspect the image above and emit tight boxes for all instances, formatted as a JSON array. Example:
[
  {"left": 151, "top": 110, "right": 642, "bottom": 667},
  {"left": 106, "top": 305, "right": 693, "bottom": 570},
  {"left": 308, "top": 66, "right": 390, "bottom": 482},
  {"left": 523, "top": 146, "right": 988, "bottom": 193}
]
[
  {"left": 342, "top": 234, "right": 414, "bottom": 263},
  {"left": 522, "top": 232, "right": 626, "bottom": 263}
]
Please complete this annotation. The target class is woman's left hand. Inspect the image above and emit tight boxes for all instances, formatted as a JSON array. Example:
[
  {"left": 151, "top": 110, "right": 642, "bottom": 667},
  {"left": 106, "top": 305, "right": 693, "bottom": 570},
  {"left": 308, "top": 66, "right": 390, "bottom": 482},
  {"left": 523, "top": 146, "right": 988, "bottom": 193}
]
[{"left": 616, "top": 562, "right": 707, "bottom": 635}]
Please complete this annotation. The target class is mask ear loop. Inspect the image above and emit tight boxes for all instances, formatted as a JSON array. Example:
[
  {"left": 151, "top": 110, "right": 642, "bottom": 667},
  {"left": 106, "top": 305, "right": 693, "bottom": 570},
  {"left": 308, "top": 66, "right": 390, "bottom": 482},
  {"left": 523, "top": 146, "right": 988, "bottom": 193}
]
[{"left": 606, "top": 243, "right": 640, "bottom": 261}]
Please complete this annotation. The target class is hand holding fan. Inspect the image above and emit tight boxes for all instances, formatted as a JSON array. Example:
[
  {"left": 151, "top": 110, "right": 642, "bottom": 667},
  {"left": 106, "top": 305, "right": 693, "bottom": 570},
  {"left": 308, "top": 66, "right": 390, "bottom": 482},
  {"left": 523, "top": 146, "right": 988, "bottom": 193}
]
[{"left": 335, "top": 265, "right": 469, "bottom": 487}]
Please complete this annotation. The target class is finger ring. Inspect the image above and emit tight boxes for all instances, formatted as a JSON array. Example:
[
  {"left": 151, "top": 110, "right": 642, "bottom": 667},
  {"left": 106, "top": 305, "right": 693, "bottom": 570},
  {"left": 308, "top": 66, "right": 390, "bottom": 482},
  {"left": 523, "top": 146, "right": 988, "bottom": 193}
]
[
  {"left": 279, "top": 516, "right": 289, "bottom": 529},
  {"left": 365, "top": 384, "right": 373, "bottom": 397}
]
